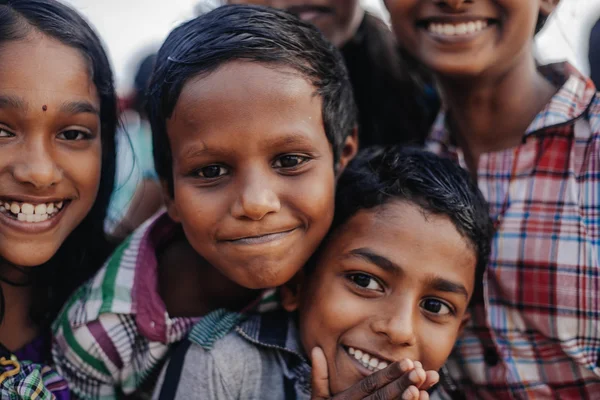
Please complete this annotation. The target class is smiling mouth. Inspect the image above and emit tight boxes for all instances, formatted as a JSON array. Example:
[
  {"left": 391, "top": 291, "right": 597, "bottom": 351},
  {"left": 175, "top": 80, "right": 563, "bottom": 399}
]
[
  {"left": 344, "top": 346, "right": 390, "bottom": 373},
  {"left": 420, "top": 19, "right": 496, "bottom": 38},
  {"left": 225, "top": 228, "right": 298, "bottom": 245},
  {"left": 0, "top": 199, "right": 68, "bottom": 223}
]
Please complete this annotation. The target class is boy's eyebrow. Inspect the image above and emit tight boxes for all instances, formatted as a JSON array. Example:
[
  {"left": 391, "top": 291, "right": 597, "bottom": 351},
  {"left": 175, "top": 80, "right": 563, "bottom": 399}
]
[
  {"left": 60, "top": 101, "right": 100, "bottom": 116},
  {"left": 347, "top": 248, "right": 469, "bottom": 299},
  {"left": 0, "top": 95, "right": 27, "bottom": 111},
  {"left": 263, "top": 133, "right": 317, "bottom": 149}
]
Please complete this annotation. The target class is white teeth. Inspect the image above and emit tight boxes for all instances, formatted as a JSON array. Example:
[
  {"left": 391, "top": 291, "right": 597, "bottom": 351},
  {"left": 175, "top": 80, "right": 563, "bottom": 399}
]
[
  {"left": 21, "top": 203, "right": 34, "bottom": 215},
  {"left": 34, "top": 204, "right": 47, "bottom": 215},
  {"left": 369, "top": 358, "right": 379, "bottom": 368},
  {"left": 354, "top": 350, "right": 363, "bottom": 360},
  {"left": 428, "top": 20, "right": 488, "bottom": 37},
  {"left": 378, "top": 361, "right": 388, "bottom": 369},
  {"left": 10, "top": 203, "right": 20, "bottom": 214},
  {"left": 18, "top": 213, "right": 26, "bottom": 221},
  {"left": 57, "top": 201, "right": 63, "bottom": 209},
  {"left": 347, "top": 347, "right": 388, "bottom": 372},
  {"left": 4, "top": 202, "right": 9, "bottom": 209},
  {"left": 47, "top": 203, "right": 55, "bottom": 214},
  {"left": 349, "top": 347, "right": 355, "bottom": 355},
  {"left": 361, "top": 353, "right": 370, "bottom": 363}
]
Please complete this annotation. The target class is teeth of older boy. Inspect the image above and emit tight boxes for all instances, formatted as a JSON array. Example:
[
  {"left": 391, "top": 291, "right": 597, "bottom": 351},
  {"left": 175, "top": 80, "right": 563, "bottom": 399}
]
[
  {"left": 428, "top": 20, "right": 488, "bottom": 36},
  {"left": 348, "top": 347, "right": 388, "bottom": 371}
]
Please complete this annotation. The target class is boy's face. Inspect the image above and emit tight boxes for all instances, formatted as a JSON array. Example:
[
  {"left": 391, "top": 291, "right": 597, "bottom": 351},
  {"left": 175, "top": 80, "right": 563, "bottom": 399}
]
[
  {"left": 294, "top": 201, "right": 475, "bottom": 393},
  {"left": 165, "top": 61, "right": 356, "bottom": 289},
  {"left": 226, "top": 0, "right": 363, "bottom": 47},
  {"left": 384, "top": 0, "right": 547, "bottom": 77}
]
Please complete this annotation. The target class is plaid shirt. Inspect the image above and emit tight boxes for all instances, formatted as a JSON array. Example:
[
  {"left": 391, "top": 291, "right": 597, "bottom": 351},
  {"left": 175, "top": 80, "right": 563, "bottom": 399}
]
[
  {"left": 51, "top": 212, "right": 278, "bottom": 400},
  {"left": 428, "top": 63, "right": 600, "bottom": 399}
]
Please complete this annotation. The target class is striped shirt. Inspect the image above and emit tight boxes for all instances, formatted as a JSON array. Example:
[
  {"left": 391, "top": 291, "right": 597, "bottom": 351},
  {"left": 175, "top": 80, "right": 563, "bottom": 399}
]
[
  {"left": 51, "top": 212, "right": 278, "bottom": 400},
  {"left": 429, "top": 63, "right": 600, "bottom": 399}
]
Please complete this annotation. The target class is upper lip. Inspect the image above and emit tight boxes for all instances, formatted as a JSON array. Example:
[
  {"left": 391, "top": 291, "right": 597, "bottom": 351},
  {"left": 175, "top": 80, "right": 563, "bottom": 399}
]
[
  {"left": 344, "top": 344, "right": 394, "bottom": 364},
  {"left": 419, "top": 16, "right": 496, "bottom": 24},
  {"left": 220, "top": 227, "right": 298, "bottom": 242},
  {"left": 0, "top": 195, "right": 70, "bottom": 203}
]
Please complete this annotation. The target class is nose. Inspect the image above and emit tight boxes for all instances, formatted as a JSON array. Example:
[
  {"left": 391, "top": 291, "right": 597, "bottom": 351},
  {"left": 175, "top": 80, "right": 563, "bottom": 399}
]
[
  {"left": 12, "top": 139, "right": 62, "bottom": 189},
  {"left": 435, "top": 0, "right": 470, "bottom": 10},
  {"left": 231, "top": 169, "right": 281, "bottom": 221},
  {"left": 371, "top": 304, "right": 417, "bottom": 347}
]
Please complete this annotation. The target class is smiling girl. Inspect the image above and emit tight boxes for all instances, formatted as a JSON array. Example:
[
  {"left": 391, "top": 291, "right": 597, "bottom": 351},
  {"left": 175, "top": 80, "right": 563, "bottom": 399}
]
[
  {"left": 0, "top": 0, "right": 117, "bottom": 397},
  {"left": 384, "top": 0, "right": 600, "bottom": 397}
]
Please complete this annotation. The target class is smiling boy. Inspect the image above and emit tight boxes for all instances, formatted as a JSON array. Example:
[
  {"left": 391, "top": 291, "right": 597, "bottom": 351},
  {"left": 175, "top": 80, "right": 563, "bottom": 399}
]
[
  {"left": 52, "top": 6, "right": 359, "bottom": 399},
  {"left": 153, "top": 147, "right": 494, "bottom": 400}
]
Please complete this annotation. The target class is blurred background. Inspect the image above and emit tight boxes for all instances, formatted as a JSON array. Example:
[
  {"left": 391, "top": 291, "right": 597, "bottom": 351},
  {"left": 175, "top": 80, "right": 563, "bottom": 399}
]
[{"left": 61, "top": 0, "right": 600, "bottom": 95}]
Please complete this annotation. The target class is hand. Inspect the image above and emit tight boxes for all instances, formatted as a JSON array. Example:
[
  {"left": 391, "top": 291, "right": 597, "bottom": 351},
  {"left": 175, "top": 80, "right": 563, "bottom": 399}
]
[{"left": 310, "top": 347, "right": 439, "bottom": 400}]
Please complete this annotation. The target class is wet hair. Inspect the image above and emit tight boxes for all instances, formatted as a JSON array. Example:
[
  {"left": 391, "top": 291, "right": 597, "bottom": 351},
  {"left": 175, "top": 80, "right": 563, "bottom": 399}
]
[
  {"left": 0, "top": 0, "right": 117, "bottom": 329},
  {"left": 315, "top": 146, "right": 493, "bottom": 291},
  {"left": 133, "top": 53, "right": 156, "bottom": 115},
  {"left": 147, "top": 4, "right": 357, "bottom": 195}
]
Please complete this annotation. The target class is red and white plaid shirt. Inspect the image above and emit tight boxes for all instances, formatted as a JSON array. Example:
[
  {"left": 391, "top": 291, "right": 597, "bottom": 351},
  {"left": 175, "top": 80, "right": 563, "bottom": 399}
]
[{"left": 428, "top": 63, "right": 600, "bottom": 399}]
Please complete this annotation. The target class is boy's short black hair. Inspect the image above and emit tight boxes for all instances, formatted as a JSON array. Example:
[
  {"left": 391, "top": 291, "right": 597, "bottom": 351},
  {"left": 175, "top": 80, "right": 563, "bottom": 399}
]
[
  {"left": 147, "top": 4, "right": 357, "bottom": 194},
  {"left": 320, "top": 146, "right": 493, "bottom": 290}
]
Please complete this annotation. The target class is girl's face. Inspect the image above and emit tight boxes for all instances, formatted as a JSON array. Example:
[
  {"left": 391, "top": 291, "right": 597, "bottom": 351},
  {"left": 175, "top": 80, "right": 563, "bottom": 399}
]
[
  {"left": 294, "top": 202, "right": 475, "bottom": 394},
  {"left": 227, "top": 0, "right": 362, "bottom": 47},
  {"left": 384, "top": 0, "right": 542, "bottom": 77},
  {"left": 0, "top": 35, "right": 102, "bottom": 267}
]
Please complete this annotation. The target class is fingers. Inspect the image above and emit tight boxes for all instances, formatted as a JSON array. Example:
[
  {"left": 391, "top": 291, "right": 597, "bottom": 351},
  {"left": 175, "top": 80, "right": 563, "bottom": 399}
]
[
  {"left": 311, "top": 347, "right": 332, "bottom": 400},
  {"left": 423, "top": 370, "right": 439, "bottom": 390},
  {"left": 333, "top": 359, "right": 414, "bottom": 399},
  {"left": 399, "top": 388, "right": 430, "bottom": 400},
  {"left": 363, "top": 363, "right": 426, "bottom": 400}
]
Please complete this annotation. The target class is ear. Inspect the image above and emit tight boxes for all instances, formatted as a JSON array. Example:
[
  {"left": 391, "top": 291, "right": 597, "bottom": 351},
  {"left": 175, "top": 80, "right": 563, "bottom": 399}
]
[
  {"left": 336, "top": 126, "right": 359, "bottom": 177},
  {"left": 161, "top": 179, "right": 180, "bottom": 223},
  {"left": 280, "top": 271, "right": 304, "bottom": 312},
  {"left": 539, "top": 0, "right": 560, "bottom": 16}
]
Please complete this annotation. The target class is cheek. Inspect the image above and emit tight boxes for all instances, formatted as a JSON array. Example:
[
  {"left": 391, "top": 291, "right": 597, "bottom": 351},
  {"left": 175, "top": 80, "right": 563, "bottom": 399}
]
[
  {"left": 418, "top": 323, "right": 460, "bottom": 371},
  {"left": 286, "top": 168, "right": 335, "bottom": 224},
  {"left": 173, "top": 183, "right": 225, "bottom": 236},
  {"left": 63, "top": 143, "right": 102, "bottom": 206}
]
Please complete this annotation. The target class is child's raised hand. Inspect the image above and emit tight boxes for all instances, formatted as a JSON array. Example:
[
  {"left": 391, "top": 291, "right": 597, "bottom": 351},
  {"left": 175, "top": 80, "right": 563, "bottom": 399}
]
[{"left": 310, "top": 347, "right": 439, "bottom": 400}]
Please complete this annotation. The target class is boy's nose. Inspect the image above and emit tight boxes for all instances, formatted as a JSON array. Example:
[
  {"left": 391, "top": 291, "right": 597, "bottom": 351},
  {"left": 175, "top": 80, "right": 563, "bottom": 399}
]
[
  {"left": 231, "top": 172, "right": 281, "bottom": 220},
  {"left": 12, "top": 141, "right": 62, "bottom": 189},
  {"left": 371, "top": 307, "right": 417, "bottom": 347}
]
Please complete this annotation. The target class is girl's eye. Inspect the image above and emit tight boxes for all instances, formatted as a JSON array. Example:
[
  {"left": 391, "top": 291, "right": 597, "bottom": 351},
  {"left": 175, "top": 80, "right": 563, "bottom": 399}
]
[
  {"left": 348, "top": 273, "right": 384, "bottom": 292},
  {"left": 273, "top": 155, "right": 309, "bottom": 169},
  {"left": 197, "top": 165, "right": 229, "bottom": 179},
  {"left": 0, "top": 128, "right": 14, "bottom": 138},
  {"left": 57, "top": 130, "right": 89, "bottom": 141},
  {"left": 420, "top": 299, "right": 452, "bottom": 316}
]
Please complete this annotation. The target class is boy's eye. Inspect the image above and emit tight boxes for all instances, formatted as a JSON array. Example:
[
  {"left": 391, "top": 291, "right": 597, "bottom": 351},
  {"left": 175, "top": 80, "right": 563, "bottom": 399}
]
[
  {"left": 273, "top": 155, "right": 309, "bottom": 169},
  {"left": 197, "top": 165, "right": 229, "bottom": 179},
  {"left": 57, "top": 130, "right": 89, "bottom": 141},
  {"left": 0, "top": 128, "right": 14, "bottom": 138},
  {"left": 420, "top": 299, "right": 452, "bottom": 316},
  {"left": 348, "top": 273, "right": 384, "bottom": 292}
]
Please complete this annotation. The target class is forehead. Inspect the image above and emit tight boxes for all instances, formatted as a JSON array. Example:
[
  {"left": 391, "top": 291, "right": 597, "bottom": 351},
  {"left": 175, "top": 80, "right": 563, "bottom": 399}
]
[
  {"left": 322, "top": 202, "right": 476, "bottom": 289},
  {"left": 0, "top": 34, "right": 98, "bottom": 107},
  {"left": 167, "top": 61, "right": 330, "bottom": 156}
]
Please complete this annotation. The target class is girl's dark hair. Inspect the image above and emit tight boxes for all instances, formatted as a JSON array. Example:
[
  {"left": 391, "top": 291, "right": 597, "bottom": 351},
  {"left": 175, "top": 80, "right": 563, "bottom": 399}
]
[
  {"left": 0, "top": 0, "right": 117, "bottom": 328},
  {"left": 320, "top": 146, "right": 494, "bottom": 289},
  {"left": 147, "top": 4, "right": 357, "bottom": 195},
  {"left": 340, "top": 13, "right": 439, "bottom": 148}
]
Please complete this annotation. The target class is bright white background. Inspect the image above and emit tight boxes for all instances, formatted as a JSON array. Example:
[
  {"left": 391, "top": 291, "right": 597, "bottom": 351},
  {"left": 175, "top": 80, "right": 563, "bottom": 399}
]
[{"left": 61, "top": 0, "right": 600, "bottom": 94}]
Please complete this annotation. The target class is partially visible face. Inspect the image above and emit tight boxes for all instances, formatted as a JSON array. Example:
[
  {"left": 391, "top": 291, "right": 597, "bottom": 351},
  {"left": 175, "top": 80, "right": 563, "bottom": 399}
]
[
  {"left": 384, "top": 0, "right": 543, "bottom": 77},
  {"left": 227, "top": 0, "right": 363, "bottom": 47},
  {"left": 0, "top": 35, "right": 102, "bottom": 267},
  {"left": 165, "top": 61, "right": 356, "bottom": 289},
  {"left": 297, "top": 201, "right": 475, "bottom": 394}
]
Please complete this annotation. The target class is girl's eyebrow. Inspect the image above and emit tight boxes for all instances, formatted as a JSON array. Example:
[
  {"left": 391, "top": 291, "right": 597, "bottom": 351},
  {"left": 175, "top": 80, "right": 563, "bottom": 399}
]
[
  {"left": 0, "top": 94, "right": 27, "bottom": 111},
  {"left": 59, "top": 100, "right": 99, "bottom": 116}
]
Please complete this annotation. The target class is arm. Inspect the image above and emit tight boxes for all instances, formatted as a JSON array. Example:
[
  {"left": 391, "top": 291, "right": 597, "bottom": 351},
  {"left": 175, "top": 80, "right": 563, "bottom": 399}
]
[{"left": 52, "top": 313, "right": 135, "bottom": 400}]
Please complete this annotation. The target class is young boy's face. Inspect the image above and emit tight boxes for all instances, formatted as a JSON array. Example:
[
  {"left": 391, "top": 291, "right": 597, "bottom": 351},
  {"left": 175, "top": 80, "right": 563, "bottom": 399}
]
[
  {"left": 292, "top": 201, "right": 475, "bottom": 394},
  {"left": 383, "top": 0, "right": 546, "bottom": 77},
  {"left": 165, "top": 61, "right": 356, "bottom": 289},
  {"left": 226, "top": 1, "right": 362, "bottom": 47}
]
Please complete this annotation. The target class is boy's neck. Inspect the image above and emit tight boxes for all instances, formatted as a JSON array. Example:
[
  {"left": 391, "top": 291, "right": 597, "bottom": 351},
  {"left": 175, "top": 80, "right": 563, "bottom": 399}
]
[
  {"left": 0, "top": 264, "right": 39, "bottom": 351},
  {"left": 158, "top": 238, "right": 260, "bottom": 318},
  {"left": 437, "top": 49, "right": 558, "bottom": 172}
]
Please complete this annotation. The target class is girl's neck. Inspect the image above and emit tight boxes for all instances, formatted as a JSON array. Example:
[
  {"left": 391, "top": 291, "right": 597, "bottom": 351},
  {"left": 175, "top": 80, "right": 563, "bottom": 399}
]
[
  {"left": 0, "top": 263, "right": 39, "bottom": 352},
  {"left": 437, "top": 49, "right": 557, "bottom": 172}
]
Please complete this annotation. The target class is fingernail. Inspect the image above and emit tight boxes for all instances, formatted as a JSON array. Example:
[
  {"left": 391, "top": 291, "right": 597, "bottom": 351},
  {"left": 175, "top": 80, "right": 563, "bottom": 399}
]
[
  {"left": 402, "top": 388, "right": 414, "bottom": 400},
  {"left": 414, "top": 361, "right": 422, "bottom": 369},
  {"left": 399, "top": 359, "right": 413, "bottom": 372},
  {"left": 409, "top": 369, "right": 420, "bottom": 383}
]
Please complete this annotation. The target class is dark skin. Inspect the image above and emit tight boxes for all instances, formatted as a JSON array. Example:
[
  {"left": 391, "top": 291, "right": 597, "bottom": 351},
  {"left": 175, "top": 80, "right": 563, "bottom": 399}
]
[{"left": 384, "top": 0, "right": 560, "bottom": 174}]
